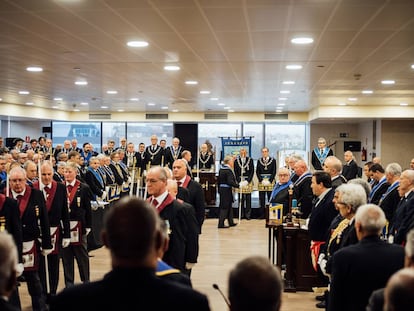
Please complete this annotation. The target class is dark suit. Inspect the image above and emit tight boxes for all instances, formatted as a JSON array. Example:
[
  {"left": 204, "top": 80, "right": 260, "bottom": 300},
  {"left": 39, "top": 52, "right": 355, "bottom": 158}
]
[
  {"left": 311, "top": 147, "right": 333, "bottom": 170},
  {"left": 379, "top": 183, "right": 400, "bottom": 227},
  {"left": 34, "top": 181, "right": 70, "bottom": 295},
  {"left": 198, "top": 152, "right": 214, "bottom": 170},
  {"left": 292, "top": 173, "right": 313, "bottom": 218},
  {"left": 61, "top": 181, "right": 92, "bottom": 287},
  {"left": 144, "top": 145, "right": 165, "bottom": 167},
  {"left": 233, "top": 156, "right": 254, "bottom": 219},
  {"left": 50, "top": 268, "right": 210, "bottom": 311},
  {"left": 217, "top": 165, "right": 239, "bottom": 227},
  {"left": 157, "top": 196, "right": 199, "bottom": 271},
  {"left": 328, "top": 235, "right": 404, "bottom": 311},
  {"left": 366, "top": 288, "right": 384, "bottom": 311},
  {"left": 0, "top": 298, "right": 19, "bottom": 311},
  {"left": 308, "top": 189, "right": 338, "bottom": 242},
  {"left": 269, "top": 183, "right": 290, "bottom": 216},
  {"left": 0, "top": 195, "right": 22, "bottom": 260},
  {"left": 342, "top": 159, "right": 358, "bottom": 181},
  {"left": 391, "top": 191, "right": 414, "bottom": 245},
  {"left": 256, "top": 157, "right": 277, "bottom": 214},
  {"left": 331, "top": 174, "right": 347, "bottom": 189},
  {"left": 181, "top": 178, "right": 206, "bottom": 233},
  {"left": 369, "top": 177, "right": 389, "bottom": 205},
  {"left": 165, "top": 145, "right": 183, "bottom": 168}
]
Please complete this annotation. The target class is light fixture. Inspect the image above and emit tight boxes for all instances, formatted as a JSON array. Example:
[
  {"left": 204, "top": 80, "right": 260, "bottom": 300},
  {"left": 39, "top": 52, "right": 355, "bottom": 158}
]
[
  {"left": 52, "top": 106, "right": 59, "bottom": 109},
  {"left": 276, "top": 109, "right": 283, "bottom": 113},
  {"left": 129, "top": 98, "right": 139, "bottom": 101},
  {"left": 75, "top": 80, "right": 88, "bottom": 86},
  {"left": 19, "top": 90, "right": 30, "bottom": 95},
  {"left": 411, "top": 64, "right": 414, "bottom": 69},
  {"left": 381, "top": 80, "right": 395, "bottom": 85},
  {"left": 161, "top": 106, "right": 169, "bottom": 109},
  {"left": 26, "top": 66, "right": 43, "bottom": 72},
  {"left": 277, "top": 103, "right": 285, "bottom": 106},
  {"left": 25, "top": 102, "right": 34, "bottom": 106},
  {"left": 210, "top": 97, "right": 219, "bottom": 101},
  {"left": 172, "top": 109, "right": 179, "bottom": 112},
  {"left": 362, "top": 90, "right": 373, "bottom": 94},
  {"left": 224, "top": 106, "right": 231, "bottom": 109},
  {"left": 185, "top": 80, "right": 198, "bottom": 85},
  {"left": 280, "top": 90, "right": 290, "bottom": 94},
  {"left": 291, "top": 37, "right": 314, "bottom": 44},
  {"left": 106, "top": 90, "right": 118, "bottom": 94},
  {"left": 338, "top": 103, "right": 347, "bottom": 106},
  {"left": 286, "top": 64, "right": 302, "bottom": 70},
  {"left": 217, "top": 103, "right": 225, "bottom": 106},
  {"left": 164, "top": 65, "right": 180, "bottom": 71},
  {"left": 53, "top": 97, "right": 63, "bottom": 101},
  {"left": 0, "top": 98, "right": 2, "bottom": 101},
  {"left": 127, "top": 41, "right": 149, "bottom": 47},
  {"left": 73, "top": 108, "right": 80, "bottom": 112},
  {"left": 148, "top": 103, "right": 155, "bottom": 106},
  {"left": 228, "top": 109, "right": 235, "bottom": 113},
  {"left": 400, "top": 102, "right": 408, "bottom": 106},
  {"left": 282, "top": 81, "right": 295, "bottom": 85},
  {"left": 117, "top": 109, "right": 125, "bottom": 112},
  {"left": 101, "top": 105, "right": 108, "bottom": 109},
  {"left": 348, "top": 97, "right": 358, "bottom": 101},
  {"left": 200, "top": 90, "right": 211, "bottom": 94},
  {"left": 80, "top": 102, "right": 89, "bottom": 106},
  {"left": 278, "top": 97, "right": 288, "bottom": 101}
]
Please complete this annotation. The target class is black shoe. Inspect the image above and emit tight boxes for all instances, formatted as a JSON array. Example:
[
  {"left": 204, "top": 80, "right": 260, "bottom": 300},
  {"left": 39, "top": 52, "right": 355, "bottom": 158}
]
[
  {"left": 229, "top": 223, "right": 237, "bottom": 227},
  {"left": 218, "top": 225, "right": 229, "bottom": 228},
  {"left": 316, "top": 301, "right": 326, "bottom": 308},
  {"left": 315, "top": 294, "right": 325, "bottom": 301}
]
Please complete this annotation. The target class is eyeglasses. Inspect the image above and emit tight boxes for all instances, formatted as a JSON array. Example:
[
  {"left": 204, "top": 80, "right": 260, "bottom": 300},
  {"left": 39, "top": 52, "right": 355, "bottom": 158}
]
[
  {"left": 278, "top": 174, "right": 289, "bottom": 177},
  {"left": 336, "top": 201, "right": 348, "bottom": 207},
  {"left": 9, "top": 178, "right": 25, "bottom": 183},
  {"left": 146, "top": 179, "right": 161, "bottom": 184}
]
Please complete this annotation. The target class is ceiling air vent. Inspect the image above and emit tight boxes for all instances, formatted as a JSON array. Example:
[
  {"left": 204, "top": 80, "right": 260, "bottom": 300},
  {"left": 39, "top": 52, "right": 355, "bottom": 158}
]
[
  {"left": 146, "top": 113, "right": 169, "bottom": 120},
  {"left": 204, "top": 113, "right": 228, "bottom": 120},
  {"left": 264, "top": 113, "right": 288, "bottom": 120},
  {"left": 89, "top": 113, "right": 111, "bottom": 120}
]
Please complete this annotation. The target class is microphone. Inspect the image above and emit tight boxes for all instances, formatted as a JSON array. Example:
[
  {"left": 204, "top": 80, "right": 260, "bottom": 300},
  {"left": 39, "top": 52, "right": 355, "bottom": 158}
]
[{"left": 212, "top": 283, "right": 231, "bottom": 307}]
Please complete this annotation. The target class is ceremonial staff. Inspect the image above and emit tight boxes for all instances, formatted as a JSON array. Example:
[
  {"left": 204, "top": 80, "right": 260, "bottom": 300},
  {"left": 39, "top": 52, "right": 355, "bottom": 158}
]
[{"left": 129, "top": 157, "right": 136, "bottom": 197}]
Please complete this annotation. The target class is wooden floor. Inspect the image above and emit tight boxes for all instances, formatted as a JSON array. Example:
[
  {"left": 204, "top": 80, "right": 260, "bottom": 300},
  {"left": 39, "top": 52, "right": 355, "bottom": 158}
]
[{"left": 19, "top": 218, "right": 319, "bottom": 311}]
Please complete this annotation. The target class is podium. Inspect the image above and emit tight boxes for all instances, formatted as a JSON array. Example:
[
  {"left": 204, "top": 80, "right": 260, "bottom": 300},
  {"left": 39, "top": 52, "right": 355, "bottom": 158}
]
[
  {"left": 267, "top": 222, "right": 323, "bottom": 292},
  {"left": 197, "top": 171, "right": 217, "bottom": 206}
]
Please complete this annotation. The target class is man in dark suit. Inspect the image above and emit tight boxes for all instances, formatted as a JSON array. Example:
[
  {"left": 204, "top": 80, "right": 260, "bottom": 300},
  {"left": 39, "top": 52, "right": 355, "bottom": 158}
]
[
  {"left": 269, "top": 168, "right": 292, "bottom": 216},
  {"left": 233, "top": 148, "right": 254, "bottom": 219},
  {"left": 217, "top": 156, "right": 239, "bottom": 228},
  {"left": 61, "top": 162, "right": 92, "bottom": 288},
  {"left": 311, "top": 137, "right": 333, "bottom": 171},
  {"left": 173, "top": 159, "right": 206, "bottom": 233},
  {"left": 34, "top": 161, "right": 71, "bottom": 296},
  {"left": 380, "top": 163, "right": 402, "bottom": 229},
  {"left": 144, "top": 135, "right": 165, "bottom": 168},
  {"left": 342, "top": 150, "right": 359, "bottom": 181},
  {"left": 165, "top": 137, "right": 183, "bottom": 169},
  {"left": 324, "top": 156, "right": 347, "bottom": 189},
  {"left": 50, "top": 197, "right": 210, "bottom": 311},
  {"left": 384, "top": 268, "right": 414, "bottom": 311},
  {"left": 9, "top": 166, "right": 52, "bottom": 311},
  {"left": 256, "top": 147, "right": 277, "bottom": 218},
  {"left": 390, "top": 169, "right": 414, "bottom": 245},
  {"left": 0, "top": 232, "right": 20, "bottom": 311},
  {"left": 146, "top": 166, "right": 199, "bottom": 273},
  {"left": 328, "top": 204, "right": 405, "bottom": 311},
  {"left": 292, "top": 160, "right": 313, "bottom": 218},
  {"left": 368, "top": 163, "right": 389, "bottom": 205}
]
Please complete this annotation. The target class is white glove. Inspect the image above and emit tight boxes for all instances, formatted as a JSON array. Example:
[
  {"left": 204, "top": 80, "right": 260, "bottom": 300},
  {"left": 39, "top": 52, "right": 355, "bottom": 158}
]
[
  {"left": 262, "top": 179, "right": 270, "bottom": 186},
  {"left": 143, "top": 170, "right": 147, "bottom": 176},
  {"left": 85, "top": 228, "right": 91, "bottom": 236},
  {"left": 128, "top": 176, "right": 132, "bottom": 183},
  {"left": 16, "top": 263, "right": 24, "bottom": 277},
  {"left": 194, "top": 177, "right": 200, "bottom": 183},
  {"left": 185, "top": 262, "right": 196, "bottom": 270},
  {"left": 318, "top": 253, "right": 325, "bottom": 265},
  {"left": 91, "top": 201, "right": 99, "bottom": 211},
  {"left": 388, "top": 235, "right": 394, "bottom": 244},
  {"left": 62, "top": 238, "right": 71, "bottom": 248},
  {"left": 239, "top": 180, "right": 248, "bottom": 188},
  {"left": 101, "top": 191, "right": 107, "bottom": 200},
  {"left": 41, "top": 248, "right": 53, "bottom": 256}
]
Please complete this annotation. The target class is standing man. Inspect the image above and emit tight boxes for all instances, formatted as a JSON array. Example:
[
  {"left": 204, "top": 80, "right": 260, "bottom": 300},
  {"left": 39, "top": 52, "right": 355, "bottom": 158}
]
[
  {"left": 312, "top": 137, "right": 333, "bottom": 171},
  {"left": 256, "top": 147, "right": 277, "bottom": 218},
  {"left": 217, "top": 156, "right": 239, "bottom": 228},
  {"left": 144, "top": 135, "right": 165, "bottom": 168},
  {"left": 323, "top": 156, "right": 347, "bottom": 189},
  {"left": 116, "top": 138, "right": 127, "bottom": 152},
  {"left": 292, "top": 160, "right": 313, "bottom": 218},
  {"left": 165, "top": 137, "right": 183, "bottom": 169},
  {"left": 34, "top": 161, "right": 71, "bottom": 296},
  {"left": 146, "top": 166, "right": 199, "bottom": 273},
  {"left": 380, "top": 163, "right": 402, "bottom": 229},
  {"left": 269, "top": 168, "right": 292, "bottom": 216},
  {"left": 198, "top": 143, "right": 215, "bottom": 171},
  {"left": 368, "top": 164, "right": 389, "bottom": 205},
  {"left": 69, "top": 139, "right": 82, "bottom": 153},
  {"left": 61, "top": 162, "right": 92, "bottom": 288},
  {"left": 172, "top": 159, "right": 206, "bottom": 233},
  {"left": 233, "top": 148, "right": 254, "bottom": 220},
  {"left": 342, "top": 150, "right": 358, "bottom": 181},
  {"left": 9, "top": 166, "right": 52, "bottom": 311},
  {"left": 181, "top": 150, "right": 193, "bottom": 179}
]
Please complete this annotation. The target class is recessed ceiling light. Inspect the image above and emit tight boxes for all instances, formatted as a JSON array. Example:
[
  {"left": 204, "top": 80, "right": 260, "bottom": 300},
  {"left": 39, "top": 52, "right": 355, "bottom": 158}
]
[
  {"left": 276, "top": 110, "right": 283, "bottom": 113},
  {"left": 200, "top": 90, "right": 211, "bottom": 94},
  {"left": 148, "top": 103, "right": 155, "bottom": 106},
  {"left": 218, "top": 103, "right": 225, "bottom": 106},
  {"left": 228, "top": 109, "right": 235, "bottom": 113},
  {"left": 224, "top": 106, "right": 231, "bottom": 109},
  {"left": 161, "top": 106, "right": 169, "bottom": 110},
  {"left": 277, "top": 103, "right": 285, "bottom": 106},
  {"left": 164, "top": 65, "right": 180, "bottom": 71},
  {"left": 172, "top": 109, "right": 179, "bottom": 112},
  {"left": 19, "top": 90, "right": 30, "bottom": 95},
  {"left": 101, "top": 106, "right": 108, "bottom": 109},
  {"left": 338, "top": 103, "right": 347, "bottom": 106},
  {"left": 80, "top": 102, "right": 89, "bottom": 106},
  {"left": 278, "top": 97, "right": 288, "bottom": 101},
  {"left": 127, "top": 41, "right": 149, "bottom": 47},
  {"left": 411, "top": 64, "right": 414, "bottom": 69},
  {"left": 210, "top": 97, "right": 219, "bottom": 101},
  {"left": 400, "top": 102, "right": 408, "bottom": 106},
  {"left": 280, "top": 90, "right": 290, "bottom": 94},
  {"left": 117, "top": 109, "right": 125, "bottom": 112},
  {"left": 0, "top": 98, "right": 2, "bottom": 101},
  {"left": 282, "top": 81, "right": 295, "bottom": 85},
  {"left": 26, "top": 66, "right": 43, "bottom": 72},
  {"left": 185, "top": 80, "right": 198, "bottom": 85},
  {"left": 348, "top": 97, "right": 358, "bottom": 101},
  {"left": 286, "top": 64, "right": 302, "bottom": 70},
  {"left": 53, "top": 97, "right": 63, "bottom": 101},
  {"left": 73, "top": 109, "right": 80, "bottom": 112},
  {"left": 75, "top": 80, "right": 88, "bottom": 86},
  {"left": 381, "top": 80, "right": 395, "bottom": 85},
  {"left": 25, "top": 102, "right": 34, "bottom": 106},
  {"left": 362, "top": 90, "right": 373, "bottom": 94},
  {"left": 291, "top": 37, "right": 314, "bottom": 44},
  {"left": 52, "top": 106, "right": 59, "bottom": 109},
  {"left": 106, "top": 90, "right": 118, "bottom": 94},
  {"left": 130, "top": 98, "right": 139, "bottom": 101}
]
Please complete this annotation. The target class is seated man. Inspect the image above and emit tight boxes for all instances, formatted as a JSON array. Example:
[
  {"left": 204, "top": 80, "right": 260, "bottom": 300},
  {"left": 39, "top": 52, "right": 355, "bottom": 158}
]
[{"left": 50, "top": 197, "right": 210, "bottom": 311}]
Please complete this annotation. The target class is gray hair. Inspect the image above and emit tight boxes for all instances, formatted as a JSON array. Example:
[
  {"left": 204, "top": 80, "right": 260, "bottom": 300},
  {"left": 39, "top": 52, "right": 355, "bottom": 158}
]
[
  {"left": 223, "top": 155, "right": 233, "bottom": 165},
  {"left": 0, "top": 232, "right": 18, "bottom": 293},
  {"left": 336, "top": 183, "right": 367, "bottom": 213},
  {"left": 348, "top": 178, "right": 371, "bottom": 199},
  {"left": 355, "top": 204, "right": 386, "bottom": 236},
  {"left": 385, "top": 163, "right": 402, "bottom": 177}
]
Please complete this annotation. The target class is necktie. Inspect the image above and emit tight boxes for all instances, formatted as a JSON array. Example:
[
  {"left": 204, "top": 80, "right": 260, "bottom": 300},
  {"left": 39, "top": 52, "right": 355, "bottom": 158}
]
[
  {"left": 320, "top": 149, "right": 323, "bottom": 154},
  {"left": 16, "top": 194, "right": 23, "bottom": 205},
  {"left": 67, "top": 185, "right": 73, "bottom": 193},
  {"left": 44, "top": 186, "right": 51, "bottom": 197},
  {"left": 177, "top": 181, "right": 182, "bottom": 187},
  {"left": 152, "top": 199, "right": 158, "bottom": 208}
]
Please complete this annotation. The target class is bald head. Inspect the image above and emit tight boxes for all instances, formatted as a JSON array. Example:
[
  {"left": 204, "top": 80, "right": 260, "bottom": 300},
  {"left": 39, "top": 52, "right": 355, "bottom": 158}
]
[{"left": 384, "top": 268, "right": 414, "bottom": 311}]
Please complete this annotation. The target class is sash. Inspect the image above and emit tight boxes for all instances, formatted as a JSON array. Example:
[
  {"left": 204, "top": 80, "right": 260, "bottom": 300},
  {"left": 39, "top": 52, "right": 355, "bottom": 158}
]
[
  {"left": 314, "top": 147, "right": 330, "bottom": 165},
  {"left": 22, "top": 240, "right": 38, "bottom": 271},
  {"left": 148, "top": 194, "right": 175, "bottom": 214},
  {"left": 15, "top": 186, "right": 32, "bottom": 218},
  {"left": 88, "top": 167, "right": 104, "bottom": 188},
  {"left": 67, "top": 180, "right": 81, "bottom": 206},
  {"left": 33, "top": 181, "right": 58, "bottom": 212},
  {"left": 294, "top": 172, "right": 312, "bottom": 187},
  {"left": 369, "top": 176, "right": 387, "bottom": 202},
  {"left": 169, "top": 146, "right": 181, "bottom": 161},
  {"left": 270, "top": 181, "right": 292, "bottom": 199},
  {"left": 0, "top": 194, "right": 5, "bottom": 212},
  {"left": 221, "top": 164, "right": 237, "bottom": 180},
  {"left": 69, "top": 221, "right": 82, "bottom": 245},
  {"left": 181, "top": 175, "right": 192, "bottom": 188},
  {"left": 379, "top": 181, "right": 399, "bottom": 204}
]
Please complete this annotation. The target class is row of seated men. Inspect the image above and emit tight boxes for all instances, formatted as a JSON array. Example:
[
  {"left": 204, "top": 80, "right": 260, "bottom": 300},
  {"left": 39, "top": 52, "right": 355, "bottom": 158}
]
[{"left": 0, "top": 136, "right": 208, "bottom": 311}]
